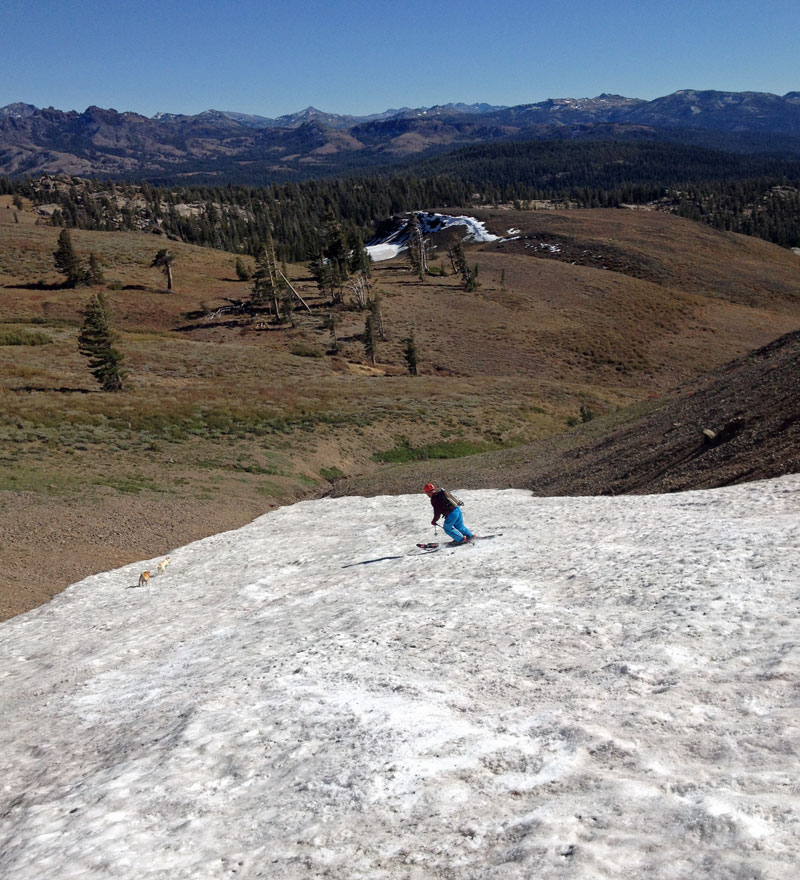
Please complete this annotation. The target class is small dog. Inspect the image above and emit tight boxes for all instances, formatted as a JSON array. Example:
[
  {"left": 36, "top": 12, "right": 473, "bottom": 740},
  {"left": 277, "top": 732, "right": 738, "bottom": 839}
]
[
  {"left": 157, "top": 556, "right": 171, "bottom": 576},
  {"left": 138, "top": 571, "right": 151, "bottom": 588}
]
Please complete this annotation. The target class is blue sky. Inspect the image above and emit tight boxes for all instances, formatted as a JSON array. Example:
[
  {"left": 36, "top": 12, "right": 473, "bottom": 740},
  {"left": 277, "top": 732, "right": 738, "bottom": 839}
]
[{"left": 3, "top": 0, "right": 799, "bottom": 117}]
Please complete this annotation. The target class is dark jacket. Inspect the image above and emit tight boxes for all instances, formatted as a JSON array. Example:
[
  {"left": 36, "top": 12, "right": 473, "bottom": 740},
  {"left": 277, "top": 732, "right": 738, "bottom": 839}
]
[{"left": 430, "top": 488, "right": 459, "bottom": 523}]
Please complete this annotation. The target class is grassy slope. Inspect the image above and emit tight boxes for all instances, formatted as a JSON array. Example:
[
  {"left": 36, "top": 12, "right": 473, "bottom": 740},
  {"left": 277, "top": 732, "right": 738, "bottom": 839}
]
[{"left": 1, "top": 197, "right": 799, "bottom": 618}]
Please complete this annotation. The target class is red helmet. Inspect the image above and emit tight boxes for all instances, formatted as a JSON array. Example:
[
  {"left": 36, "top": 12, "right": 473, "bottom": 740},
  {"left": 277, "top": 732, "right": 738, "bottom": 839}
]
[{"left": 423, "top": 483, "right": 435, "bottom": 493}]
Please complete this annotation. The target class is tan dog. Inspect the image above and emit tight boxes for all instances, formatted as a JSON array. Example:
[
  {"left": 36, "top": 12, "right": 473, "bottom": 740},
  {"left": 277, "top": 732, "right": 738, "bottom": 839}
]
[
  {"left": 138, "top": 571, "right": 151, "bottom": 588},
  {"left": 157, "top": 556, "right": 171, "bottom": 576}
]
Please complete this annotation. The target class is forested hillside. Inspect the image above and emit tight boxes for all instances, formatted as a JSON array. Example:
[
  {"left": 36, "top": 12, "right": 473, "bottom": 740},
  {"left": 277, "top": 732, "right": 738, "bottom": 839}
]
[{"left": 3, "top": 140, "right": 800, "bottom": 258}]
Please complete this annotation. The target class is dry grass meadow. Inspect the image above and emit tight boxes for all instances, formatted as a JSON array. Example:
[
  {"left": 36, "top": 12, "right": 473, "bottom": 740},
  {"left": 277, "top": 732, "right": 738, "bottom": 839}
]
[{"left": 2, "top": 195, "right": 800, "bottom": 618}]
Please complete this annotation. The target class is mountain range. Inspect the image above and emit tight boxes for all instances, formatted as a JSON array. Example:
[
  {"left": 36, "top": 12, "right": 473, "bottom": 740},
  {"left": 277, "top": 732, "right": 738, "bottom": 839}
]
[{"left": 2, "top": 90, "right": 800, "bottom": 181}]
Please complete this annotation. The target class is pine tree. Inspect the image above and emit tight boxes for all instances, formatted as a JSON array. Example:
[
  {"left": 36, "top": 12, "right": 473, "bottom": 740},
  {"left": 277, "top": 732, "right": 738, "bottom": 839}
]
[
  {"left": 235, "top": 257, "right": 252, "bottom": 281},
  {"left": 347, "top": 228, "right": 372, "bottom": 277},
  {"left": 363, "top": 313, "right": 377, "bottom": 366},
  {"left": 465, "top": 262, "right": 479, "bottom": 292},
  {"left": 150, "top": 249, "right": 174, "bottom": 290},
  {"left": 309, "top": 252, "right": 338, "bottom": 303},
  {"left": 85, "top": 253, "right": 104, "bottom": 285},
  {"left": 279, "top": 290, "right": 295, "bottom": 325},
  {"left": 77, "top": 292, "right": 125, "bottom": 391},
  {"left": 322, "top": 207, "right": 348, "bottom": 272},
  {"left": 448, "top": 242, "right": 465, "bottom": 276},
  {"left": 448, "top": 241, "right": 478, "bottom": 291},
  {"left": 403, "top": 330, "right": 419, "bottom": 376},
  {"left": 324, "top": 312, "right": 339, "bottom": 353},
  {"left": 53, "top": 229, "right": 82, "bottom": 288},
  {"left": 370, "top": 293, "right": 385, "bottom": 341}
]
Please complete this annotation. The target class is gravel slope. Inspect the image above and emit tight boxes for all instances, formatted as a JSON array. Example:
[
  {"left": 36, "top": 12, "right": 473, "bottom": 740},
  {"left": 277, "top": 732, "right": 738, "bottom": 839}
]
[{"left": 329, "top": 329, "right": 800, "bottom": 499}]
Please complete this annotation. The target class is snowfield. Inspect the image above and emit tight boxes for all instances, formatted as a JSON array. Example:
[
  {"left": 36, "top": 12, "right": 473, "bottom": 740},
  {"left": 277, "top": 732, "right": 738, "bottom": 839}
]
[
  {"left": 1, "top": 477, "right": 798, "bottom": 879},
  {"left": 366, "top": 212, "right": 498, "bottom": 262}
]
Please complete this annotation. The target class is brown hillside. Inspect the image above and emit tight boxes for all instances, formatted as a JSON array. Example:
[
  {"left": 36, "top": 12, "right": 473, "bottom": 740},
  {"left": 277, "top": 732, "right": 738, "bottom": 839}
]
[
  {"left": 329, "top": 328, "right": 800, "bottom": 498},
  {"left": 1, "top": 199, "right": 799, "bottom": 619}
]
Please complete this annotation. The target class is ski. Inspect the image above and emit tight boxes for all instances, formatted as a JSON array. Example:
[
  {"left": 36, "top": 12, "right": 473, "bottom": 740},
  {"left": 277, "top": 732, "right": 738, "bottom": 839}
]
[{"left": 416, "top": 533, "right": 502, "bottom": 551}]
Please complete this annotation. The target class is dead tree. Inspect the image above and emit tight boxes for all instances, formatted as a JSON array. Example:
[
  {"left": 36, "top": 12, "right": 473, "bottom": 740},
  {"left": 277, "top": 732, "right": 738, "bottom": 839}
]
[
  {"left": 278, "top": 270, "right": 312, "bottom": 313},
  {"left": 407, "top": 213, "right": 428, "bottom": 280},
  {"left": 346, "top": 271, "right": 371, "bottom": 308}
]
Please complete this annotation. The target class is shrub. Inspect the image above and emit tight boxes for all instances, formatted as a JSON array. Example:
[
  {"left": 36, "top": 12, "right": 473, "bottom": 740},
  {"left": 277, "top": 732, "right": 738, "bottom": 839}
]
[
  {"left": 0, "top": 329, "right": 52, "bottom": 346},
  {"left": 372, "top": 439, "right": 501, "bottom": 463},
  {"left": 290, "top": 342, "right": 323, "bottom": 358},
  {"left": 321, "top": 466, "right": 345, "bottom": 482}
]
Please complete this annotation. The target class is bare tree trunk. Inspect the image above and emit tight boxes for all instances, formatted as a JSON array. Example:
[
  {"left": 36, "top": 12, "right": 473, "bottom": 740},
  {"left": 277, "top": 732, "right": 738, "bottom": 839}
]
[{"left": 279, "top": 270, "right": 311, "bottom": 312}]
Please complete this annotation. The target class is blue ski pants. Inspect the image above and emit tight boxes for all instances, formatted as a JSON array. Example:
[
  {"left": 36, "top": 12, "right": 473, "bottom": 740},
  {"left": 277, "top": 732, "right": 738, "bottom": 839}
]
[{"left": 443, "top": 506, "right": 473, "bottom": 542}]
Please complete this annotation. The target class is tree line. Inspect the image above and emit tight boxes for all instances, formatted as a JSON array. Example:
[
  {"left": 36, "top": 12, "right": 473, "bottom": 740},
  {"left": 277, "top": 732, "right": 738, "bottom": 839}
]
[{"left": 3, "top": 138, "right": 800, "bottom": 254}]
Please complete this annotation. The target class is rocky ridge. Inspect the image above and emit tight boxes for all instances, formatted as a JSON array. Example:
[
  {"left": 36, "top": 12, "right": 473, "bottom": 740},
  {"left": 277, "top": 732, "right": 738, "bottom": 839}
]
[{"left": 3, "top": 89, "right": 800, "bottom": 178}]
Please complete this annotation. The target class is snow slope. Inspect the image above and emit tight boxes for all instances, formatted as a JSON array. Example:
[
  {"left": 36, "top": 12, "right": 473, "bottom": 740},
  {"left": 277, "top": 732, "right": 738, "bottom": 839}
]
[
  {"left": 1, "top": 477, "right": 798, "bottom": 879},
  {"left": 366, "top": 212, "right": 498, "bottom": 262}
]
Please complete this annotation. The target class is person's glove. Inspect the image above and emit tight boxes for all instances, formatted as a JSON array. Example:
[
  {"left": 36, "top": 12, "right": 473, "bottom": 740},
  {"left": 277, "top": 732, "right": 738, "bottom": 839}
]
[{"left": 431, "top": 519, "right": 437, "bottom": 526}]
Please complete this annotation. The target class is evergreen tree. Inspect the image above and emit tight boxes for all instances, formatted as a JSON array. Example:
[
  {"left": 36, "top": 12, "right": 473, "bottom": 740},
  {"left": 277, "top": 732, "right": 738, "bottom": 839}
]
[
  {"left": 403, "top": 330, "right": 419, "bottom": 376},
  {"left": 235, "top": 257, "right": 252, "bottom": 281},
  {"left": 465, "top": 261, "right": 479, "bottom": 292},
  {"left": 321, "top": 206, "right": 349, "bottom": 296},
  {"left": 85, "top": 253, "right": 104, "bottom": 285},
  {"left": 309, "top": 252, "right": 339, "bottom": 303},
  {"left": 324, "top": 312, "right": 339, "bottom": 353},
  {"left": 53, "top": 229, "right": 82, "bottom": 288},
  {"left": 347, "top": 227, "right": 372, "bottom": 277},
  {"left": 279, "top": 290, "right": 296, "bottom": 326},
  {"left": 77, "top": 292, "right": 125, "bottom": 391},
  {"left": 369, "top": 292, "right": 385, "bottom": 341},
  {"left": 448, "top": 242, "right": 465, "bottom": 276},
  {"left": 449, "top": 241, "right": 478, "bottom": 291},
  {"left": 363, "top": 312, "right": 377, "bottom": 365},
  {"left": 150, "top": 249, "right": 174, "bottom": 290}
]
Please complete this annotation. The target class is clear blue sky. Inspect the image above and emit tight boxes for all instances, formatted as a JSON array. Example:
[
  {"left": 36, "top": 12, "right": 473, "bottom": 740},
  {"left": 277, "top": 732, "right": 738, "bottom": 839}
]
[{"left": 3, "top": 0, "right": 799, "bottom": 118}]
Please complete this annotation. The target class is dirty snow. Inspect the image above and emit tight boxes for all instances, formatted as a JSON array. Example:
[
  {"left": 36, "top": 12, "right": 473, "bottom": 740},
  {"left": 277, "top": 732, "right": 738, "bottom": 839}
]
[{"left": 1, "top": 476, "right": 799, "bottom": 879}]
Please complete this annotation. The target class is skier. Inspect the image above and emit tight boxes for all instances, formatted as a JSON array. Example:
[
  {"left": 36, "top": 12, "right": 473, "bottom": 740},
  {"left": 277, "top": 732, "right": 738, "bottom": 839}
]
[{"left": 424, "top": 482, "right": 475, "bottom": 545}]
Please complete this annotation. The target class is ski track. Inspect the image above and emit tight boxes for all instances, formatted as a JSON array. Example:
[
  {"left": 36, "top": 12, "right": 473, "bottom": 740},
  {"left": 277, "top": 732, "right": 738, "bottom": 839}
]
[{"left": 1, "top": 477, "right": 798, "bottom": 879}]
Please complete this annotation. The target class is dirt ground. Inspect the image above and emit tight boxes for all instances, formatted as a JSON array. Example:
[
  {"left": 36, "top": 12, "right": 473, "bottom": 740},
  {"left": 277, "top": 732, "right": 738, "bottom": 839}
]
[
  {"left": 0, "top": 486, "right": 289, "bottom": 622},
  {"left": 330, "top": 329, "right": 800, "bottom": 501}
]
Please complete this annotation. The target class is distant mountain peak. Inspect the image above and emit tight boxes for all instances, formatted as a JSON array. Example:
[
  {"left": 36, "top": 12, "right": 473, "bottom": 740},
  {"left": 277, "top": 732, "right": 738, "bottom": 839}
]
[
  {"left": 4, "top": 89, "right": 800, "bottom": 180},
  {"left": 0, "top": 102, "right": 38, "bottom": 119}
]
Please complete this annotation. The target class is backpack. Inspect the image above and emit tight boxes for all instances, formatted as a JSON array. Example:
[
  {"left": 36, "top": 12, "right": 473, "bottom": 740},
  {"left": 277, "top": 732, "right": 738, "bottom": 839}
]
[{"left": 441, "top": 488, "right": 464, "bottom": 512}]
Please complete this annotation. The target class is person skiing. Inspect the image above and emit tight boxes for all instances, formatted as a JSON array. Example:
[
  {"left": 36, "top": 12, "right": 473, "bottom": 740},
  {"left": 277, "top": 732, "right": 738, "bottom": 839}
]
[{"left": 424, "top": 482, "right": 475, "bottom": 544}]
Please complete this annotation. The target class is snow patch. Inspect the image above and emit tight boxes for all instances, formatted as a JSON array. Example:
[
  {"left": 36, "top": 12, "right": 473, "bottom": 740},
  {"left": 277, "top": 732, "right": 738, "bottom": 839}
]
[
  {"left": 1, "top": 477, "right": 798, "bottom": 878},
  {"left": 366, "top": 211, "right": 498, "bottom": 262}
]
